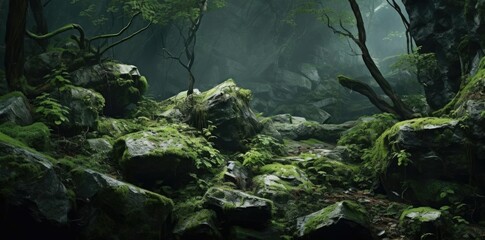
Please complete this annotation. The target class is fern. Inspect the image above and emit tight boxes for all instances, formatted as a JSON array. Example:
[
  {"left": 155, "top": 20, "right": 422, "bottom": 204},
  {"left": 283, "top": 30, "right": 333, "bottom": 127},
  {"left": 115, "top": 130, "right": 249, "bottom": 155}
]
[{"left": 34, "top": 93, "right": 70, "bottom": 126}]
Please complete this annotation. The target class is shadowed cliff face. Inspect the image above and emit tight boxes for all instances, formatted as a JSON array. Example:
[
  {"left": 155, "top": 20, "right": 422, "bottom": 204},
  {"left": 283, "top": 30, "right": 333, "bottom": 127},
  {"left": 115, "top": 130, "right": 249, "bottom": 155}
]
[{"left": 403, "top": 0, "right": 485, "bottom": 109}]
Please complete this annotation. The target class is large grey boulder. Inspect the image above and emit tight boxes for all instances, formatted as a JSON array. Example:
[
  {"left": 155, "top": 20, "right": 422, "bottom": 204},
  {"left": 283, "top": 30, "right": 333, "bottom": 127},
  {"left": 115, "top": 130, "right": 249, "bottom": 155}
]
[
  {"left": 173, "top": 209, "right": 223, "bottom": 240},
  {"left": 0, "top": 134, "right": 70, "bottom": 225},
  {"left": 71, "top": 168, "right": 173, "bottom": 240},
  {"left": 113, "top": 124, "right": 223, "bottom": 187},
  {"left": 70, "top": 62, "right": 147, "bottom": 116},
  {"left": 55, "top": 86, "right": 105, "bottom": 130},
  {"left": 203, "top": 187, "right": 273, "bottom": 228},
  {"left": 0, "top": 92, "right": 33, "bottom": 126},
  {"left": 296, "top": 201, "right": 372, "bottom": 240},
  {"left": 159, "top": 80, "right": 262, "bottom": 150}
]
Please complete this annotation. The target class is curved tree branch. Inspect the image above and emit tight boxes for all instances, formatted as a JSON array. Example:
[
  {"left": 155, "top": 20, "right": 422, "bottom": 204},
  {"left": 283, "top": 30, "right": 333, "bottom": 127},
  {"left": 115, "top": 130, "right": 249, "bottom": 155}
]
[{"left": 26, "top": 23, "right": 85, "bottom": 49}]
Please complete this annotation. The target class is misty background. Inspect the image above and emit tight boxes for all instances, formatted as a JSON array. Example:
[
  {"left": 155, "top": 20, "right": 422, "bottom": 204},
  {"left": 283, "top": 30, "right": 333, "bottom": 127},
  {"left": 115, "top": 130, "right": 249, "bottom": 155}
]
[{"left": 0, "top": 0, "right": 422, "bottom": 123}]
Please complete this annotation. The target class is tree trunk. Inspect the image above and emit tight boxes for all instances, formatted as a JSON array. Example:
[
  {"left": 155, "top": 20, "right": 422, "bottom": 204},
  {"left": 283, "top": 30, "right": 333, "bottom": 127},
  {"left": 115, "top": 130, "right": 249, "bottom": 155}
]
[
  {"left": 5, "top": 0, "right": 28, "bottom": 91},
  {"left": 29, "top": 0, "right": 49, "bottom": 48}
]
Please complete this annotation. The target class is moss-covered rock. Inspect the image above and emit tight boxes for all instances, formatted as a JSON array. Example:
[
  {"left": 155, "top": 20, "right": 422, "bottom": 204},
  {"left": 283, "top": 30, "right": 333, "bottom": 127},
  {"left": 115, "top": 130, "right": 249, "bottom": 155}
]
[
  {"left": 240, "top": 134, "right": 286, "bottom": 169},
  {"left": 363, "top": 117, "right": 479, "bottom": 205},
  {"left": 159, "top": 79, "right": 262, "bottom": 151},
  {"left": 96, "top": 117, "right": 145, "bottom": 139},
  {"left": 0, "top": 133, "right": 70, "bottom": 226},
  {"left": 223, "top": 161, "right": 250, "bottom": 190},
  {"left": 203, "top": 187, "right": 273, "bottom": 228},
  {"left": 54, "top": 86, "right": 105, "bottom": 131},
  {"left": 337, "top": 113, "right": 398, "bottom": 162},
  {"left": 71, "top": 168, "right": 173, "bottom": 240},
  {"left": 173, "top": 209, "right": 223, "bottom": 240},
  {"left": 0, "top": 122, "right": 50, "bottom": 151},
  {"left": 269, "top": 114, "right": 355, "bottom": 143},
  {"left": 399, "top": 207, "right": 444, "bottom": 240},
  {"left": 296, "top": 201, "right": 372, "bottom": 240},
  {"left": 113, "top": 123, "right": 224, "bottom": 188},
  {"left": 253, "top": 163, "right": 313, "bottom": 203},
  {"left": 70, "top": 62, "right": 147, "bottom": 116},
  {"left": 0, "top": 91, "right": 33, "bottom": 126}
]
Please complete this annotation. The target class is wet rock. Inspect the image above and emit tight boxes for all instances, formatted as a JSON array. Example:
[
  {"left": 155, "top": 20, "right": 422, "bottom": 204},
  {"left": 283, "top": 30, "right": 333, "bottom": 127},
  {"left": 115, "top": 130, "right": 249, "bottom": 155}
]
[
  {"left": 86, "top": 138, "right": 112, "bottom": 154},
  {"left": 113, "top": 124, "right": 223, "bottom": 187},
  {"left": 70, "top": 62, "right": 147, "bottom": 116},
  {"left": 55, "top": 86, "right": 105, "bottom": 130},
  {"left": 71, "top": 168, "right": 173, "bottom": 240},
  {"left": 228, "top": 225, "right": 284, "bottom": 240},
  {"left": 272, "top": 104, "right": 331, "bottom": 123},
  {"left": 253, "top": 163, "right": 313, "bottom": 203},
  {"left": 223, "top": 161, "right": 250, "bottom": 190},
  {"left": 0, "top": 133, "right": 70, "bottom": 225},
  {"left": 0, "top": 92, "right": 33, "bottom": 126},
  {"left": 203, "top": 187, "right": 273, "bottom": 228},
  {"left": 96, "top": 117, "right": 143, "bottom": 139},
  {"left": 270, "top": 114, "right": 354, "bottom": 143},
  {"left": 365, "top": 117, "right": 485, "bottom": 206},
  {"left": 159, "top": 79, "right": 262, "bottom": 150},
  {"left": 296, "top": 201, "right": 372, "bottom": 240},
  {"left": 399, "top": 207, "right": 444, "bottom": 240},
  {"left": 173, "top": 209, "right": 222, "bottom": 240}
]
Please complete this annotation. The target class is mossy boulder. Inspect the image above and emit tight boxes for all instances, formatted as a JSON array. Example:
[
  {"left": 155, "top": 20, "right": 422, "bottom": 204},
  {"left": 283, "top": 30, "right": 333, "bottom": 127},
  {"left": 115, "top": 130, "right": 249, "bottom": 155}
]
[
  {"left": 70, "top": 62, "right": 147, "bottom": 116},
  {"left": 253, "top": 164, "right": 313, "bottom": 203},
  {"left": 0, "top": 122, "right": 50, "bottom": 151},
  {"left": 399, "top": 207, "right": 444, "bottom": 240},
  {"left": 0, "top": 133, "right": 70, "bottom": 227},
  {"left": 364, "top": 117, "right": 480, "bottom": 205},
  {"left": 96, "top": 117, "right": 145, "bottom": 139},
  {"left": 173, "top": 209, "right": 223, "bottom": 240},
  {"left": 0, "top": 91, "right": 33, "bottom": 126},
  {"left": 337, "top": 113, "right": 398, "bottom": 162},
  {"left": 159, "top": 79, "right": 262, "bottom": 151},
  {"left": 269, "top": 114, "right": 355, "bottom": 143},
  {"left": 71, "top": 168, "right": 173, "bottom": 240},
  {"left": 203, "top": 187, "right": 273, "bottom": 228},
  {"left": 113, "top": 124, "right": 223, "bottom": 188},
  {"left": 223, "top": 161, "right": 250, "bottom": 190},
  {"left": 296, "top": 201, "right": 372, "bottom": 240},
  {"left": 54, "top": 86, "right": 105, "bottom": 131}
]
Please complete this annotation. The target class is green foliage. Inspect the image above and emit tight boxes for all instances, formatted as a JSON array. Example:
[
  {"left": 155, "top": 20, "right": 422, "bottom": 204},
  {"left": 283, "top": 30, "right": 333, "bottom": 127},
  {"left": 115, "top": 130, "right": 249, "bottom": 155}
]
[
  {"left": 393, "top": 149, "right": 412, "bottom": 167},
  {"left": 392, "top": 46, "right": 440, "bottom": 84},
  {"left": 34, "top": 93, "right": 70, "bottom": 127}
]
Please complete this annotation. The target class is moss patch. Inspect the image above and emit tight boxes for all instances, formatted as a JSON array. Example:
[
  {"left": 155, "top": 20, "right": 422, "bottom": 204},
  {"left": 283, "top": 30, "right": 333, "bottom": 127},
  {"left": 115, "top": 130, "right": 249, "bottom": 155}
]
[{"left": 0, "top": 122, "right": 50, "bottom": 151}]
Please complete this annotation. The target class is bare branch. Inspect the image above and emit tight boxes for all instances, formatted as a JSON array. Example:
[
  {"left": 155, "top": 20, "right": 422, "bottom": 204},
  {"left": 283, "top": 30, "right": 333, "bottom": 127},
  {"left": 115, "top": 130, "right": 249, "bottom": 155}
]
[
  {"left": 89, "top": 12, "right": 141, "bottom": 42},
  {"left": 99, "top": 22, "right": 151, "bottom": 56}
]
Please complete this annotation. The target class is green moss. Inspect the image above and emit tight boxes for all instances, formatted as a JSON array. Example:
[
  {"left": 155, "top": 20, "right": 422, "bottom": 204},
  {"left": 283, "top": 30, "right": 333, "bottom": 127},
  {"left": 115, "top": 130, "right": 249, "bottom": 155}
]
[
  {"left": 400, "top": 207, "right": 441, "bottom": 222},
  {"left": 116, "top": 123, "right": 224, "bottom": 172},
  {"left": 303, "top": 201, "right": 368, "bottom": 235},
  {"left": 336, "top": 113, "right": 397, "bottom": 162},
  {"left": 362, "top": 117, "right": 456, "bottom": 176},
  {"left": 0, "top": 91, "right": 28, "bottom": 102},
  {"left": 97, "top": 117, "right": 144, "bottom": 138},
  {"left": 0, "top": 131, "right": 29, "bottom": 149},
  {"left": 0, "top": 122, "right": 50, "bottom": 151},
  {"left": 436, "top": 57, "right": 485, "bottom": 116}
]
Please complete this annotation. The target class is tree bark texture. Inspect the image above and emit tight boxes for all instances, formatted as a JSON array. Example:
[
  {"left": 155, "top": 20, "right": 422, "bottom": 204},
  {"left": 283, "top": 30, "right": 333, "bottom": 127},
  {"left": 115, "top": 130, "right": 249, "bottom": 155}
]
[{"left": 5, "top": 0, "right": 28, "bottom": 91}]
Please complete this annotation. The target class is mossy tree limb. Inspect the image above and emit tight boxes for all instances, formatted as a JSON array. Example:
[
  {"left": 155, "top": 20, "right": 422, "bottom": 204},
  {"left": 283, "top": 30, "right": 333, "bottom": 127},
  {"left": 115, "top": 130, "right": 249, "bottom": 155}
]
[
  {"left": 26, "top": 24, "right": 86, "bottom": 49},
  {"left": 338, "top": 76, "right": 399, "bottom": 116},
  {"left": 328, "top": 0, "right": 415, "bottom": 120}
]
